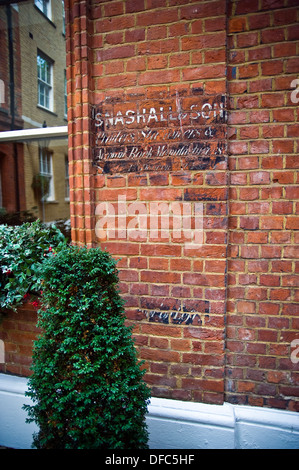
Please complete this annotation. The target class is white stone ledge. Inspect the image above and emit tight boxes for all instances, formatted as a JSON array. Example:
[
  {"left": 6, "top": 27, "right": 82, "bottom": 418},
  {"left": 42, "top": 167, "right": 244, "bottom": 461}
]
[{"left": 0, "top": 374, "right": 298, "bottom": 449}]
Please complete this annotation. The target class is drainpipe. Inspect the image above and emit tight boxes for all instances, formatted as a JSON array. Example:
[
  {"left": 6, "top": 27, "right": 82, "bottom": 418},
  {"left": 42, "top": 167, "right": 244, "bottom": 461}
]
[{"left": 6, "top": 4, "right": 20, "bottom": 212}]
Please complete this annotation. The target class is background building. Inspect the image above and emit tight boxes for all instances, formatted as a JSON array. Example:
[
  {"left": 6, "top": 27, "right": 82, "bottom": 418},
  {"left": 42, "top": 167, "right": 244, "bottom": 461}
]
[
  {"left": 0, "top": 3, "right": 25, "bottom": 214},
  {"left": 0, "top": 0, "right": 69, "bottom": 223}
]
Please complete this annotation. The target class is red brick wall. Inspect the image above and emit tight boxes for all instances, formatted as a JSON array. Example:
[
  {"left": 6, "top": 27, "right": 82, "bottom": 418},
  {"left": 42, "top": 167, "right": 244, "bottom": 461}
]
[
  {"left": 1, "top": 0, "right": 297, "bottom": 413},
  {"left": 66, "top": 0, "right": 229, "bottom": 405},
  {"left": 227, "top": 0, "right": 299, "bottom": 411},
  {"left": 0, "top": 303, "right": 39, "bottom": 377},
  {"left": 63, "top": 0, "right": 298, "bottom": 410}
]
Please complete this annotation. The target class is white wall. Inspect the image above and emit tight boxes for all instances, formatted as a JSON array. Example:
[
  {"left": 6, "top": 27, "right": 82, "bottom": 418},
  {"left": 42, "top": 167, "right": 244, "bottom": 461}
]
[
  {"left": 147, "top": 397, "right": 299, "bottom": 449},
  {"left": 0, "top": 373, "right": 298, "bottom": 449}
]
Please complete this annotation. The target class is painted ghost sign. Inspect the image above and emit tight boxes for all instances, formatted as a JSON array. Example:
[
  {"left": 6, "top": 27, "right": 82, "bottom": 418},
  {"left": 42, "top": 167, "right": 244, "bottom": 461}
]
[{"left": 91, "top": 92, "right": 226, "bottom": 174}]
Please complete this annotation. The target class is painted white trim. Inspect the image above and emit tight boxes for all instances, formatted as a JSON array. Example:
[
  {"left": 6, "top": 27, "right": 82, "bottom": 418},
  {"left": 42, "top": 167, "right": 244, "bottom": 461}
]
[
  {"left": 22, "top": 115, "right": 43, "bottom": 128},
  {"left": 0, "top": 374, "right": 298, "bottom": 449},
  {"left": 0, "top": 375, "right": 38, "bottom": 449},
  {"left": 0, "top": 126, "right": 68, "bottom": 143}
]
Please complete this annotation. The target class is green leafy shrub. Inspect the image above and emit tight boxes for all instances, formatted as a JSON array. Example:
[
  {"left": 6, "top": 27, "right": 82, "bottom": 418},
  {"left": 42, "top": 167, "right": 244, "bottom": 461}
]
[
  {"left": 24, "top": 245, "right": 151, "bottom": 449},
  {"left": 0, "top": 220, "right": 66, "bottom": 313}
]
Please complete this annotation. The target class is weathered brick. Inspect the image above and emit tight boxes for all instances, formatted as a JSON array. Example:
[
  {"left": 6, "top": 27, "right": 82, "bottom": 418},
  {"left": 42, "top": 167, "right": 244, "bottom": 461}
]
[{"left": 47, "top": 0, "right": 299, "bottom": 411}]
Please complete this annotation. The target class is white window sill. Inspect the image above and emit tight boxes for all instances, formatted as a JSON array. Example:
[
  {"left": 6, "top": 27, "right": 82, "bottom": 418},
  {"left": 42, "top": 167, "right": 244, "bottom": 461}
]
[
  {"left": 42, "top": 199, "right": 58, "bottom": 204},
  {"left": 37, "top": 105, "right": 57, "bottom": 117}
]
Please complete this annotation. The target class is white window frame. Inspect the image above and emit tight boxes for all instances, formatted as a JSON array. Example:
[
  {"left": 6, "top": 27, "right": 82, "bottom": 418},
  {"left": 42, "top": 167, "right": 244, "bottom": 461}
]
[
  {"left": 65, "top": 155, "right": 69, "bottom": 201},
  {"left": 62, "top": 0, "right": 66, "bottom": 35},
  {"left": 34, "top": 0, "right": 52, "bottom": 20},
  {"left": 39, "top": 147, "right": 55, "bottom": 202},
  {"left": 64, "top": 69, "right": 67, "bottom": 118},
  {"left": 37, "top": 52, "right": 53, "bottom": 112}
]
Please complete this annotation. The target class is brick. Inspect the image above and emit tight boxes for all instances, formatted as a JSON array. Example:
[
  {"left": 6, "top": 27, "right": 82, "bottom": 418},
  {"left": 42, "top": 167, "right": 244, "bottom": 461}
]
[
  {"left": 261, "top": 60, "right": 284, "bottom": 76},
  {"left": 125, "top": 0, "right": 145, "bottom": 13},
  {"left": 180, "top": 1, "right": 225, "bottom": 19},
  {"left": 237, "top": 301, "right": 255, "bottom": 314},
  {"left": 287, "top": 24, "right": 299, "bottom": 41},
  {"left": 250, "top": 171, "right": 270, "bottom": 184},
  {"left": 138, "top": 38, "right": 180, "bottom": 55},
  {"left": 237, "top": 32, "right": 258, "bottom": 48},
  {"left": 95, "top": 16, "right": 135, "bottom": 33},
  {"left": 236, "top": 0, "right": 259, "bottom": 14},
  {"left": 261, "top": 27, "right": 284, "bottom": 44},
  {"left": 259, "top": 303, "right": 280, "bottom": 315},
  {"left": 103, "top": 1, "right": 124, "bottom": 17},
  {"left": 182, "top": 64, "right": 226, "bottom": 81},
  {"left": 205, "top": 17, "right": 226, "bottom": 32},
  {"left": 229, "top": 17, "right": 247, "bottom": 33},
  {"left": 249, "top": 110, "right": 270, "bottom": 123},
  {"left": 273, "top": 42, "right": 296, "bottom": 58},
  {"left": 137, "top": 8, "right": 178, "bottom": 26},
  {"left": 139, "top": 69, "right": 180, "bottom": 85},
  {"left": 272, "top": 140, "right": 294, "bottom": 154},
  {"left": 140, "top": 324, "right": 181, "bottom": 338},
  {"left": 126, "top": 57, "right": 146, "bottom": 72},
  {"left": 141, "top": 348, "right": 180, "bottom": 363},
  {"left": 248, "top": 13, "right": 270, "bottom": 29},
  {"left": 272, "top": 202, "right": 293, "bottom": 214},
  {"left": 261, "top": 93, "right": 284, "bottom": 108},
  {"left": 147, "top": 55, "right": 168, "bottom": 70},
  {"left": 238, "top": 63, "right": 259, "bottom": 79},
  {"left": 97, "top": 44, "right": 135, "bottom": 61}
]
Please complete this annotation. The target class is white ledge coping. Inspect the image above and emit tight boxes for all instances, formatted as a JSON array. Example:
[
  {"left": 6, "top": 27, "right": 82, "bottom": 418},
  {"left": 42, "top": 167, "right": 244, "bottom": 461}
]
[
  {"left": 0, "top": 373, "right": 29, "bottom": 396},
  {"left": 234, "top": 403, "right": 299, "bottom": 432},
  {"left": 0, "top": 373, "right": 299, "bottom": 449},
  {"left": 148, "top": 397, "right": 235, "bottom": 429},
  {"left": 0, "top": 126, "right": 68, "bottom": 142}
]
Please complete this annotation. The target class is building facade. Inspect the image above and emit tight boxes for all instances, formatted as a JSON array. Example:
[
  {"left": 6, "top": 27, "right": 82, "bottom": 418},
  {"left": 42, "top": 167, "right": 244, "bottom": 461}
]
[
  {"left": 65, "top": 0, "right": 299, "bottom": 411},
  {"left": 0, "top": 4, "right": 25, "bottom": 213},
  {"left": 0, "top": 0, "right": 69, "bottom": 222}
]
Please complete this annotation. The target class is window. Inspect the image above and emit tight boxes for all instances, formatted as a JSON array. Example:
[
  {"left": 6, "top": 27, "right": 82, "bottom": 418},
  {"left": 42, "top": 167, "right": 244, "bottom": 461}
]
[
  {"left": 62, "top": 0, "right": 66, "bottom": 35},
  {"left": 35, "top": 0, "right": 52, "bottom": 20},
  {"left": 37, "top": 53, "right": 53, "bottom": 111},
  {"left": 39, "top": 147, "right": 54, "bottom": 201},
  {"left": 64, "top": 69, "right": 67, "bottom": 118},
  {"left": 65, "top": 155, "right": 69, "bottom": 200}
]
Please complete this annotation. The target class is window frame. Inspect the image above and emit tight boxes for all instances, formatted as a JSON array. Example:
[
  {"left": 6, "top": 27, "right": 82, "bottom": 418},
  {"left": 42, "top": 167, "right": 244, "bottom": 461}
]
[
  {"left": 65, "top": 155, "right": 69, "bottom": 201},
  {"left": 62, "top": 0, "right": 66, "bottom": 35},
  {"left": 37, "top": 52, "right": 54, "bottom": 112},
  {"left": 39, "top": 147, "right": 55, "bottom": 202},
  {"left": 64, "top": 69, "right": 67, "bottom": 119},
  {"left": 34, "top": 0, "right": 52, "bottom": 21}
]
